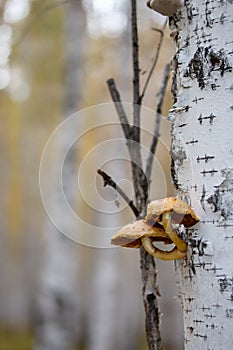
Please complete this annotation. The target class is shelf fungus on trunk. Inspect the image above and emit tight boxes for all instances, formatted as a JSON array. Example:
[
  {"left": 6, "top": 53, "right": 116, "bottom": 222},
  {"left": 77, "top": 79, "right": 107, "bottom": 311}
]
[
  {"left": 146, "top": 0, "right": 184, "bottom": 17},
  {"left": 111, "top": 198, "right": 199, "bottom": 261}
]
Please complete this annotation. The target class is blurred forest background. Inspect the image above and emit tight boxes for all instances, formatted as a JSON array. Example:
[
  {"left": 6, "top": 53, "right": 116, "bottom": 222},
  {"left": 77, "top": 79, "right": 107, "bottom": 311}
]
[{"left": 0, "top": 0, "right": 184, "bottom": 349}]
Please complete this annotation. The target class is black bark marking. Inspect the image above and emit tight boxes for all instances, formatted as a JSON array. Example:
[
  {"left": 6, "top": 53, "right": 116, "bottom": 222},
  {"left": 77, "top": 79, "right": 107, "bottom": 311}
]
[
  {"left": 184, "top": 47, "right": 205, "bottom": 88},
  {"left": 198, "top": 113, "right": 216, "bottom": 125},
  {"left": 200, "top": 184, "right": 206, "bottom": 210},
  {"left": 207, "top": 169, "right": 233, "bottom": 220},
  {"left": 193, "top": 333, "right": 208, "bottom": 340},
  {"left": 193, "top": 319, "right": 205, "bottom": 323},
  {"left": 171, "top": 146, "right": 187, "bottom": 167},
  {"left": 204, "top": 314, "right": 216, "bottom": 318},
  {"left": 171, "top": 55, "right": 178, "bottom": 102},
  {"left": 219, "top": 0, "right": 233, "bottom": 5},
  {"left": 187, "top": 326, "right": 194, "bottom": 333},
  {"left": 186, "top": 138, "right": 198, "bottom": 145},
  {"left": 205, "top": 323, "right": 218, "bottom": 329},
  {"left": 170, "top": 158, "right": 179, "bottom": 190},
  {"left": 189, "top": 237, "right": 211, "bottom": 256},
  {"left": 192, "top": 96, "right": 204, "bottom": 103},
  {"left": 197, "top": 154, "right": 215, "bottom": 163},
  {"left": 170, "top": 139, "right": 187, "bottom": 190},
  {"left": 218, "top": 276, "right": 233, "bottom": 293},
  {"left": 212, "top": 303, "right": 223, "bottom": 308},
  {"left": 188, "top": 256, "right": 196, "bottom": 275},
  {"left": 185, "top": 297, "right": 195, "bottom": 303},
  {"left": 226, "top": 308, "right": 233, "bottom": 318},
  {"left": 211, "top": 83, "right": 221, "bottom": 89},
  {"left": 205, "top": 265, "right": 223, "bottom": 274},
  {"left": 184, "top": 0, "right": 198, "bottom": 22},
  {"left": 184, "top": 47, "right": 232, "bottom": 89},
  {"left": 204, "top": 0, "right": 214, "bottom": 28},
  {"left": 191, "top": 184, "right": 198, "bottom": 191},
  {"left": 207, "top": 190, "right": 220, "bottom": 212},
  {"left": 201, "top": 169, "right": 218, "bottom": 176}
]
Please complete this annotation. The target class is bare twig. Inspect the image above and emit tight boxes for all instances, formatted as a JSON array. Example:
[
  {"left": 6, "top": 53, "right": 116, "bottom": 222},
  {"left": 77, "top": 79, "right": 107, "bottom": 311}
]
[
  {"left": 140, "top": 20, "right": 168, "bottom": 101},
  {"left": 131, "top": 0, "right": 140, "bottom": 107},
  {"left": 130, "top": 3, "right": 162, "bottom": 350},
  {"left": 130, "top": 0, "right": 148, "bottom": 211},
  {"left": 131, "top": 0, "right": 141, "bottom": 140},
  {"left": 97, "top": 169, "right": 139, "bottom": 217},
  {"left": 107, "top": 78, "right": 131, "bottom": 140},
  {"left": 145, "top": 63, "right": 170, "bottom": 184},
  {"left": 105, "top": 2, "right": 163, "bottom": 349}
]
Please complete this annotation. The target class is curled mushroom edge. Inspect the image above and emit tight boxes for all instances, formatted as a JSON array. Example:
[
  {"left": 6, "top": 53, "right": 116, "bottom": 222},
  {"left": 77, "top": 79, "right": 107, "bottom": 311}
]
[{"left": 141, "top": 236, "right": 186, "bottom": 261}]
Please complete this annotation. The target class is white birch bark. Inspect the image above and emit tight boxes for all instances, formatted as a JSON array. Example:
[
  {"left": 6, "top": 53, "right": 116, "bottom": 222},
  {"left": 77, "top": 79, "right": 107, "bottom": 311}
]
[
  {"left": 34, "top": 2, "right": 86, "bottom": 349},
  {"left": 170, "top": 0, "right": 233, "bottom": 348}
]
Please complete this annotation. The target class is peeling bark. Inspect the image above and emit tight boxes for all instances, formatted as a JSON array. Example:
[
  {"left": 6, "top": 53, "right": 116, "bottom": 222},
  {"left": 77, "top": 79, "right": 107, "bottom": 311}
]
[{"left": 170, "top": 0, "right": 233, "bottom": 348}]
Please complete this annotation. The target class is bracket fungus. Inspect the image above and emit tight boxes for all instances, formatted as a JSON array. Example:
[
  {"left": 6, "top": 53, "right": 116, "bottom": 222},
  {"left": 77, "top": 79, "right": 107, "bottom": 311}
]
[
  {"left": 111, "top": 197, "right": 199, "bottom": 261},
  {"left": 146, "top": 0, "right": 184, "bottom": 17}
]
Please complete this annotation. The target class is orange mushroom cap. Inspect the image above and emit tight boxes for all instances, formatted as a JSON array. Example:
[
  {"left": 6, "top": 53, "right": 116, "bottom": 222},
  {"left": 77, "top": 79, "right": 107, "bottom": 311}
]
[
  {"left": 111, "top": 219, "right": 172, "bottom": 248},
  {"left": 146, "top": 197, "right": 199, "bottom": 227}
]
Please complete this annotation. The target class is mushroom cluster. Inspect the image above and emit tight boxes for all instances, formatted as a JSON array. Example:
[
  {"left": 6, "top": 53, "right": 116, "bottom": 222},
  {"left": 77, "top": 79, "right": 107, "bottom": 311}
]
[{"left": 111, "top": 197, "right": 199, "bottom": 261}]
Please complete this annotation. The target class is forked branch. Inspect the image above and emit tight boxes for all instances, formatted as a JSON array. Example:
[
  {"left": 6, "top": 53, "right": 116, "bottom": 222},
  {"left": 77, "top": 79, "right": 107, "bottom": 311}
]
[{"left": 102, "top": 1, "right": 169, "bottom": 349}]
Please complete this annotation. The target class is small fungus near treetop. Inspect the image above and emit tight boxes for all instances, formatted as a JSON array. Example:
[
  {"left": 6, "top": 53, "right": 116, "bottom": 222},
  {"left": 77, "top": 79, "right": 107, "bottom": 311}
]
[{"left": 146, "top": 0, "right": 184, "bottom": 17}]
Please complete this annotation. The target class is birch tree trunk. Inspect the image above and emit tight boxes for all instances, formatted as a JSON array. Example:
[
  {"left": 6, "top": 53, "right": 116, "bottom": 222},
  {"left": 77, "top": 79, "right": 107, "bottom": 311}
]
[
  {"left": 34, "top": 2, "right": 86, "bottom": 349},
  {"left": 170, "top": 1, "right": 233, "bottom": 348}
]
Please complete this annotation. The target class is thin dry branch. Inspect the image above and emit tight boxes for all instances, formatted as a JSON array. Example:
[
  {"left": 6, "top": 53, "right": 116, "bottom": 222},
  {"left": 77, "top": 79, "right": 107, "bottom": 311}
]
[
  {"left": 131, "top": 0, "right": 140, "bottom": 108},
  {"left": 104, "top": 2, "right": 163, "bottom": 349},
  {"left": 130, "top": 0, "right": 147, "bottom": 211},
  {"left": 130, "top": 3, "right": 162, "bottom": 350},
  {"left": 106, "top": 78, "right": 131, "bottom": 140},
  {"left": 131, "top": 0, "right": 141, "bottom": 142},
  {"left": 140, "top": 20, "right": 168, "bottom": 101},
  {"left": 97, "top": 169, "right": 139, "bottom": 217},
  {"left": 145, "top": 63, "right": 170, "bottom": 184}
]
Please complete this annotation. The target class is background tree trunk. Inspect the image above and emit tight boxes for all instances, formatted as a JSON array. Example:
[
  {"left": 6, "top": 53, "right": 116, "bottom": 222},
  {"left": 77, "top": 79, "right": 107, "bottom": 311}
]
[
  {"left": 170, "top": 1, "right": 233, "bottom": 348},
  {"left": 34, "top": 2, "right": 86, "bottom": 349}
]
